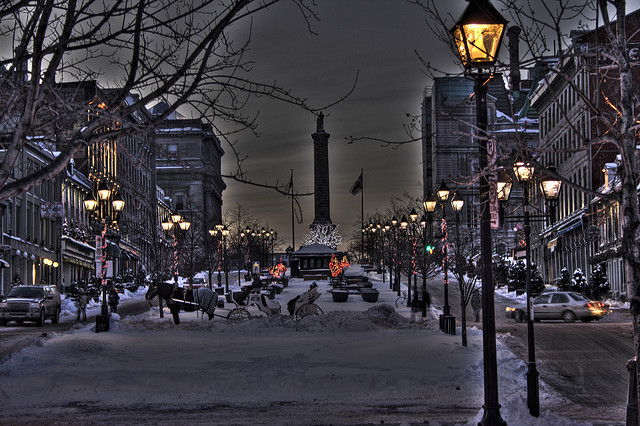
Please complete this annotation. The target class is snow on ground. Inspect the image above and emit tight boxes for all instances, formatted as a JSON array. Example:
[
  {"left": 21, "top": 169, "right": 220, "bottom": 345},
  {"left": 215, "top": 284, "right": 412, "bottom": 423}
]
[
  {"left": 59, "top": 286, "right": 148, "bottom": 321},
  {"left": 494, "top": 285, "right": 527, "bottom": 303},
  {"left": 0, "top": 271, "right": 591, "bottom": 425}
]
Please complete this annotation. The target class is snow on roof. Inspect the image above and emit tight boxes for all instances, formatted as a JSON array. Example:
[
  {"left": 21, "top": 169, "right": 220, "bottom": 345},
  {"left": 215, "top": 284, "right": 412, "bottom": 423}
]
[
  {"left": 494, "top": 128, "right": 539, "bottom": 134},
  {"left": 495, "top": 110, "right": 513, "bottom": 122},
  {"left": 292, "top": 243, "right": 337, "bottom": 255},
  {"left": 156, "top": 127, "right": 201, "bottom": 133}
]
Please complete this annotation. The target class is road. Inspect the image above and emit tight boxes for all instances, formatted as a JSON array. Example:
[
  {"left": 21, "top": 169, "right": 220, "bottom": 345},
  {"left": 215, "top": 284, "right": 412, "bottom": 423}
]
[
  {"left": 0, "top": 298, "right": 151, "bottom": 363},
  {"left": 416, "top": 274, "right": 633, "bottom": 425}
]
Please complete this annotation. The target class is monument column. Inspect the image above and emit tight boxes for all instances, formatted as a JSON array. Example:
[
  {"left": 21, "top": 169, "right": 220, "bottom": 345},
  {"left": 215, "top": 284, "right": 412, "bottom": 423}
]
[{"left": 312, "top": 112, "right": 331, "bottom": 225}]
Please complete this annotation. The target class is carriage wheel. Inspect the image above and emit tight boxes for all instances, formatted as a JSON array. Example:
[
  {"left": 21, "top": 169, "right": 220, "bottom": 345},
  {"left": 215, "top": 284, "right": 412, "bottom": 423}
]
[
  {"left": 295, "top": 303, "right": 323, "bottom": 320},
  {"left": 226, "top": 308, "right": 251, "bottom": 323}
]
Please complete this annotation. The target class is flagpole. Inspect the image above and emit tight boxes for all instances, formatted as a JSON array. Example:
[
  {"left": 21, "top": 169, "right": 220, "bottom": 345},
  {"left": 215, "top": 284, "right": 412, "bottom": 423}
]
[
  {"left": 360, "top": 168, "right": 364, "bottom": 264},
  {"left": 290, "top": 169, "right": 295, "bottom": 251}
]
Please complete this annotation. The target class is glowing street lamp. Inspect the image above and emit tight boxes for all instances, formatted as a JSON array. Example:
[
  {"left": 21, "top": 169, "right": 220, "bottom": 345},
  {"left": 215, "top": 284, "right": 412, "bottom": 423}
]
[
  {"left": 451, "top": 192, "right": 465, "bottom": 212},
  {"left": 97, "top": 181, "right": 111, "bottom": 201},
  {"left": 436, "top": 181, "right": 451, "bottom": 202},
  {"left": 450, "top": 0, "right": 507, "bottom": 69},
  {"left": 83, "top": 195, "right": 98, "bottom": 212},
  {"left": 111, "top": 193, "right": 125, "bottom": 212},
  {"left": 539, "top": 167, "right": 562, "bottom": 201}
]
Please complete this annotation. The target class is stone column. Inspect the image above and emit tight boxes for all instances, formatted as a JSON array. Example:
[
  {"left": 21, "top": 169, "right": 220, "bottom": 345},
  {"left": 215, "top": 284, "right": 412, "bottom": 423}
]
[{"left": 312, "top": 112, "right": 331, "bottom": 225}]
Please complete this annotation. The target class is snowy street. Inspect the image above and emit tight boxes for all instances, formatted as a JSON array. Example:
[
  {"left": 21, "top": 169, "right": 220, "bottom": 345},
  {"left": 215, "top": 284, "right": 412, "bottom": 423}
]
[{"left": 0, "top": 277, "right": 587, "bottom": 425}]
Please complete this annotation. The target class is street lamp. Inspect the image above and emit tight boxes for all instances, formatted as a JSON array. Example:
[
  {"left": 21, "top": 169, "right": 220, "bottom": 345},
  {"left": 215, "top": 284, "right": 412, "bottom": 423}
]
[
  {"left": 436, "top": 182, "right": 455, "bottom": 335},
  {"left": 83, "top": 180, "right": 124, "bottom": 332},
  {"left": 222, "top": 225, "right": 230, "bottom": 292},
  {"left": 391, "top": 217, "right": 400, "bottom": 294},
  {"left": 451, "top": 0, "right": 507, "bottom": 424},
  {"left": 505, "top": 160, "right": 562, "bottom": 418}
]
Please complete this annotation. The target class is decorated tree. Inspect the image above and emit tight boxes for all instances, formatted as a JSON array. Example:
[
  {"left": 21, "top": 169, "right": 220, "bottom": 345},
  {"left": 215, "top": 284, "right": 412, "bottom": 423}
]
[
  {"left": 589, "top": 264, "right": 610, "bottom": 300},
  {"left": 303, "top": 224, "right": 343, "bottom": 249},
  {"left": 558, "top": 268, "right": 572, "bottom": 291},
  {"left": 571, "top": 268, "right": 588, "bottom": 294}
]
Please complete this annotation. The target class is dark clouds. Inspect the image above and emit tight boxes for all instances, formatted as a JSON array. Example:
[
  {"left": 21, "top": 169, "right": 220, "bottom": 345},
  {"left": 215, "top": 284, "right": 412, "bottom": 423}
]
[{"left": 221, "top": 0, "right": 462, "bottom": 249}]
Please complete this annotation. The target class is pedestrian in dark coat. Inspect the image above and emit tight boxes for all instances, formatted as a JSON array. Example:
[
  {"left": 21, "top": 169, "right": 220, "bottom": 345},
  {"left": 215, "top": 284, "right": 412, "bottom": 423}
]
[{"left": 108, "top": 288, "right": 120, "bottom": 314}]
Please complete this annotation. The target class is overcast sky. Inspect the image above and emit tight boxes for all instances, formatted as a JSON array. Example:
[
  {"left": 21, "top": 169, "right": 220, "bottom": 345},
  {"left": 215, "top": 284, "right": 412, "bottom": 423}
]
[
  {"left": 220, "top": 0, "right": 640, "bottom": 250},
  {"left": 221, "top": 0, "right": 460, "bottom": 250}
]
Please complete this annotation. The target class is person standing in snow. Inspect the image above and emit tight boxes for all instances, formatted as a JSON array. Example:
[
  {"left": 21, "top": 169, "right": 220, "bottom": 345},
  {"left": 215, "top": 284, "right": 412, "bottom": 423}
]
[
  {"left": 108, "top": 288, "right": 120, "bottom": 314},
  {"left": 76, "top": 288, "right": 88, "bottom": 322},
  {"left": 471, "top": 289, "right": 481, "bottom": 322}
]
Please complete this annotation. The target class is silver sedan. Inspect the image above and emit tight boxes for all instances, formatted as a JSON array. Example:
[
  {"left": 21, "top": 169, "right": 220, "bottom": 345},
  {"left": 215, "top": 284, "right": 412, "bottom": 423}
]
[{"left": 505, "top": 291, "right": 609, "bottom": 323}]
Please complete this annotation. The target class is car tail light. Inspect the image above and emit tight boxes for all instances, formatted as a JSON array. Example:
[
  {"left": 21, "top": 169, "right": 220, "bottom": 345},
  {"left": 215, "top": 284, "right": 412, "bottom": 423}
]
[{"left": 585, "top": 302, "right": 605, "bottom": 309}]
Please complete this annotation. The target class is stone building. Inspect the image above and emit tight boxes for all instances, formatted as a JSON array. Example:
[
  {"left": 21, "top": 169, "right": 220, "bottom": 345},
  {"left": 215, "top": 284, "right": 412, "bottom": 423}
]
[
  {"left": 529, "top": 23, "right": 620, "bottom": 288},
  {"left": 0, "top": 139, "right": 62, "bottom": 293},
  {"left": 61, "top": 162, "right": 95, "bottom": 286},
  {"left": 61, "top": 81, "right": 157, "bottom": 278},
  {"left": 152, "top": 104, "right": 225, "bottom": 235}
]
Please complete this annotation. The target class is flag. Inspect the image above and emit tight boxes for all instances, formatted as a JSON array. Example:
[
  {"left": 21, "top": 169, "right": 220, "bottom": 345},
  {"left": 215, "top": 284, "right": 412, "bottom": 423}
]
[{"left": 350, "top": 170, "right": 363, "bottom": 195}]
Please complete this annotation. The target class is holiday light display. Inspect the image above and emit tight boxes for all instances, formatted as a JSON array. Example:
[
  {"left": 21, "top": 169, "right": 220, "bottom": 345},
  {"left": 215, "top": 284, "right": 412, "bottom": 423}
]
[
  {"left": 303, "top": 223, "right": 343, "bottom": 249},
  {"left": 269, "top": 261, "right": 287, "bottom": 279},
  {"left": 329, "top": 254, "right": 350, "bottom": 278}
]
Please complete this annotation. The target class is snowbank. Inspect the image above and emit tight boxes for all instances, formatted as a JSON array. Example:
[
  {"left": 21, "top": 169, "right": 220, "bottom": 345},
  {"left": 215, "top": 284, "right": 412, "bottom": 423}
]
[
  {"left": 60, "top": 286, "right": 148, "bottom": 318},
  {"left": 495, "top": 285, "right": 527, "bottom": 303}
]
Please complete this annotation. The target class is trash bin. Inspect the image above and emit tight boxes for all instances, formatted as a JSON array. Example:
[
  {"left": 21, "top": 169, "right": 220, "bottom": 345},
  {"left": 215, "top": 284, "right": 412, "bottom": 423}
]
[{"left": 331, "top": 290, "right": 349, "bottom": 302}]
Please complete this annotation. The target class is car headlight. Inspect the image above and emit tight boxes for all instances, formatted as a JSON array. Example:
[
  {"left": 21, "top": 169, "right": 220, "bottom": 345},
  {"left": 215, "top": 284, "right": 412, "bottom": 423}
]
[
  {"left": 29, "top": 302, "right": 40, "bottom": 308},
  {"left": 505, "top": 307, "right": 516, "bottom": 312}
]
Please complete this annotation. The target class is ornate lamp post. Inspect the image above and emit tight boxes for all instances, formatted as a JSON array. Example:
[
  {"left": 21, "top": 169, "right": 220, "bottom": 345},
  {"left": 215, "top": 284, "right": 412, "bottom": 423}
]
[
  {"left": 391, "top": 216, "right": 399, "bottom": 294},
  {"left": 435, "top": 181, "right": 456, "bottom": 335},
  {"left": 407, "top": 208, "right": 419, "bottom": 307},
  {"left": 501, "top": 161, "right": 562, "bottom": 417},
  {"left": 221, "top": 225, "right": 230, "bottom": 292},
  {"left": 384, "top": 222, "right": 392, "bottom": 287},
  {"left": 422, "top": 193, "right": 437, "bottom": 319},
  {"left": 83, "top": 180, "right": 125, "bottom": 332},
  {"left": 451, "top": 0, "right": 507, "bottom": 423}
]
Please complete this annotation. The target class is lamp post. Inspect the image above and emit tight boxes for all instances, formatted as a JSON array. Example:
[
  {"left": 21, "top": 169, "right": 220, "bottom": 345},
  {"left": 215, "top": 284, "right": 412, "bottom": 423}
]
[
  {"left": 222, "top": 225, "right": 230, "bottom": 292},
  {"left": 501, "top": 161, "right": 562, "bottom": 417},
  {"left": 83, "top": 180, "right": 125, "bottom": 332},
  {"left": 399, "top": 215, "right": 410, "bottom": 304},
  {"left": 451, "top": 0, "right": 507, "bottom": 423},
  {"left": 436, "top": 181, "right": 456, "bottom": 335},
  {"left": 423, "top": 193, "right": 437, "bottom": 319},
  {"left": 384, "top": 222, "right": 392, "bottom": 287},
  {"left": 391, "top": 216, "right": 399, "bottom": 294}
]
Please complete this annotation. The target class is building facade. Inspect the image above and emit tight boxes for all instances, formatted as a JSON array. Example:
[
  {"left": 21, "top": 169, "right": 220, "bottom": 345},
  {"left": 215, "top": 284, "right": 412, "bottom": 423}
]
[
  {"left": 154, "top": 108, "right": 225, "bottom": 235},
  {"left": 0, "top": 139, "right": 62, "bottom": 294}
]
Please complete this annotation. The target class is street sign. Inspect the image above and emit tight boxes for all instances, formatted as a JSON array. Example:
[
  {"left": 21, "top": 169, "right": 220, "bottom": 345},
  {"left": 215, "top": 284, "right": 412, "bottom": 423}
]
[
  {"left": 40, "top": 202, "right": 64, "bottom": 218},
  {"left": 487, "top": 137, "right": 499, "bottom": 229}
]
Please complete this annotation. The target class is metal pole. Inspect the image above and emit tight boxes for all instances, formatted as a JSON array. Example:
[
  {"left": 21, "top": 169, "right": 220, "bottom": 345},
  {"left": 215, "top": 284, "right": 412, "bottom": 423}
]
[
  {"left": 407, "top": 224, "right": 413, "bottom": 307},
  {"left": 442, "top": 203, "right": 451, "bottom": 316},
  {"left": 476, "top": 72, "right": 506, "bottom": 426},
  {"left": 395, "top": 227, "right": 400, "bottom": 296},
  {"left": 422, "top": 221, "right": 428, "bottom": 318},
  {"left": 224, "top": 235, "right": 229, "bottom": 293},
  {"left": 523, "top": 182, "right": 540, "bottom": 417}
]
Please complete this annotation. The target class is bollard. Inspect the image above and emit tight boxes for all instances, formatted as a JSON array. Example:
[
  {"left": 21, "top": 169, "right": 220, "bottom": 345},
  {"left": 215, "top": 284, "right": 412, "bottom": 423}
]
[{"left": 627, "top": 357, "right": 638, "bottom": 426}]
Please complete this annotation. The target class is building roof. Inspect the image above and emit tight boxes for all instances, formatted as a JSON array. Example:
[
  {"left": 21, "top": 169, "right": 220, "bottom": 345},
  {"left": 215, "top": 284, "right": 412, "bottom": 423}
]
[{"left": 292, "top": 243, "right": 338, "bottom": 256}]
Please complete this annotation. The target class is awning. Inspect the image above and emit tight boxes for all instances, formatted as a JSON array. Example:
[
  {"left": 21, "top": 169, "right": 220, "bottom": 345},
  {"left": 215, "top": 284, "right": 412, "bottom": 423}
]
[{"left": 557, "top": 220, "right": 583, "bottom": 236}]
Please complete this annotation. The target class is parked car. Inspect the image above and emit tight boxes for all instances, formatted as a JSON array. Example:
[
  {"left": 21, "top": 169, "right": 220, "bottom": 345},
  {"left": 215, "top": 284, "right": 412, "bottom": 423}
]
[
  {"left": 0, "top": 285, "right": 62, "bottom": 326},
  {"left": 505, "top": 291, "right": 609, "bottom": 323}
]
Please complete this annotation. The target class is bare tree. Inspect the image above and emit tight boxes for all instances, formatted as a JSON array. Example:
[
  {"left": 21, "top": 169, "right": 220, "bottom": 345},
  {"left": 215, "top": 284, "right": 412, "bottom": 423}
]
[{"left": 0, "top": 0, "right": 352, "bottom": 201}]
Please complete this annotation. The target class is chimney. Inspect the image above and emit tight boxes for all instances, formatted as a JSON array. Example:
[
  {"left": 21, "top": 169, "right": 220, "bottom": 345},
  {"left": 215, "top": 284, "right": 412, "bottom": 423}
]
[{"left": 508, "top": 26, "right": 521, "bottom": 94}]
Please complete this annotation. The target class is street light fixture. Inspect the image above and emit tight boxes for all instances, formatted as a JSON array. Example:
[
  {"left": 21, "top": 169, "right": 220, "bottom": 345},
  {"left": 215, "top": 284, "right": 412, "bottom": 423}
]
[
  {"left": 111, "top": 193, "right": 125, "bottom": 212},
  {"left": 400, "top": 215, "right": 409, "bottom": 229},
  {"left": 451, "top": 192, "right": 465, "bottom": 212},
  {"left": 84, "top": 194, "right": 98, "bottom": 212},
  {"left": 409, "top": 208, "right": 419, "bottom": 222},
  {"left": 97, "top": 180, "right": 112, "bottom": 201},
  {"left": 161, "top": 218, "right": 174, "bottom": 231},
  {"left": 450, "top": 0, "right": 507, "bottom": 68},
  {"left": 539, "top": 166, "right": 562, "bottom": 201},
  {"left": 513, "top": 160, "right": 535, "bottom": 182},
  {"left": 170, "top": 210, "right": 182, "bottom": 223},
  {"left": 423, "top": 193, "right": 438, "bottom": 214},
  {"left": 178, "top": 220, "right": 191, "bottom": 231},
  {"left": 451, "top": 0, "right": 507, "bottom": 424},
  {"left": 497, "top": 169, "right": 513, "bottom": 202},
  {"left": 436, "top": 181, "right": 451, "bottom": 202}
]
